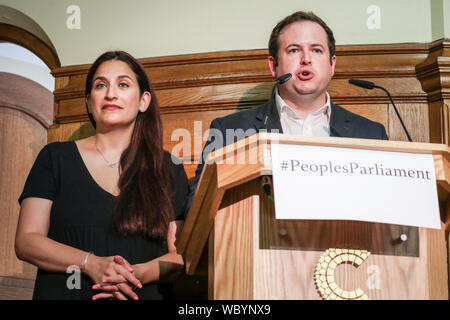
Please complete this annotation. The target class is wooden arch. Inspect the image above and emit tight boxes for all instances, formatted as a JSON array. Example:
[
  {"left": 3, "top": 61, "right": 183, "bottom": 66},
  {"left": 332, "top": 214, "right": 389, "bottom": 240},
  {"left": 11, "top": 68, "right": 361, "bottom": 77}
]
[{"left": 0, "top": 5, "right": 60, "bottom": 70}]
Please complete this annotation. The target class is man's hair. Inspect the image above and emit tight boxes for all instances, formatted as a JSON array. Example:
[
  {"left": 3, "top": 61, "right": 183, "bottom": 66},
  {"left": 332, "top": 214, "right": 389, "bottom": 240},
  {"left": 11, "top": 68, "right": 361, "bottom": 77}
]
[{"left": 268, "top": 11, "right": 336, "bottom": 65}]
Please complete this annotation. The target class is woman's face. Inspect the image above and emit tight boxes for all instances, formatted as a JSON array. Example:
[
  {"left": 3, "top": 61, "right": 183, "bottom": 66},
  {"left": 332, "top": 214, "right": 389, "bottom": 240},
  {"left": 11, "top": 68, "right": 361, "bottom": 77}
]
[{"left": 87, "top": 60, "right": 151, "bottom": 130}]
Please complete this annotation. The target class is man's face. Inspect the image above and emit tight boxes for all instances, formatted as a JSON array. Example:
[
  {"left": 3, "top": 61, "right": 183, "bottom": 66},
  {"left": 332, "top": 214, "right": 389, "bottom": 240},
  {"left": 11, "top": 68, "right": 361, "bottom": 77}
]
[{"left": 268, "top": 21, "right": 336, "bottom": 103}]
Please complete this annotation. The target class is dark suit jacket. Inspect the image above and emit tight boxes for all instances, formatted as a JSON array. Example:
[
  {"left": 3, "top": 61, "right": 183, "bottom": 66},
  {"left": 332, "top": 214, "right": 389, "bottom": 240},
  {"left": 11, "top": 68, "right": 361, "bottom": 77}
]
[{"left": 183, "top": 95, "right": 388, "bottom": 216}]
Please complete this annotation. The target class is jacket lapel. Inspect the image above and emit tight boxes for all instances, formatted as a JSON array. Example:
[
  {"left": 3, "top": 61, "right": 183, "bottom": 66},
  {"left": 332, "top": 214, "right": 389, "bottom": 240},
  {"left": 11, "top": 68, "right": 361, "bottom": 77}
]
[
  {"left": 330, "top": 103, "right": 352, "bottom": 138},
  {"left": 254, "top": 97, "right": 350, "bottom": 137},
  {"left": 255, "top": 91, "right": 283, "bottom": 133}
]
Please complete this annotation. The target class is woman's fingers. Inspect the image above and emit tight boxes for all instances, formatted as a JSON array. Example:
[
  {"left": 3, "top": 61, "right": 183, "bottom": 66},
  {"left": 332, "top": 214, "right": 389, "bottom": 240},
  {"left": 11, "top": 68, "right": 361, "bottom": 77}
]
[
  {"left": 92, "top": 291, "right": 128, "bottom": 300},
  {"left": 117, "top": 283, "right": 139, "bottom": 300},
  {"left": 113, "top": 255, "right": 134, "bottom": 272},
  {"left": 92, "top": 284, "right": 118, "bottom": 292},
  {"left": 104, "top": 264, "right": 142, "bottom": 289},
  {"left": 89, "top": 255, "right": 142, "bottom": 291},
  {"left": 92, "top": 282, "right": 139, "bottom": 301},
  {"left": 92, "top": 292, "right": 114, "bottom": 300},
  {"left": 112, "top": 290, "right": 128, "bottom": 300}
]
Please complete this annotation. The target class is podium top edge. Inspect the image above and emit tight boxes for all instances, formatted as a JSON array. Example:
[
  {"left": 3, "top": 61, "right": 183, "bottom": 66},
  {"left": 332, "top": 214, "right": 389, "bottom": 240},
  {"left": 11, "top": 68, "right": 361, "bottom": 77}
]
[{"left": 207, "top": 133, "right": 450, "bottom": 161}]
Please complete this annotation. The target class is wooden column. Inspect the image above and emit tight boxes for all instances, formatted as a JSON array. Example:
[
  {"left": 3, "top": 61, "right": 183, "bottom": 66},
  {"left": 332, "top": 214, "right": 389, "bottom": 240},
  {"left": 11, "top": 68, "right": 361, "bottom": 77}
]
[
  {"left": 0, "top": 72, "right": 53, "bottom": 299},
  {"left": 416, "top": 39, "right": 450, "bottom": 145}
]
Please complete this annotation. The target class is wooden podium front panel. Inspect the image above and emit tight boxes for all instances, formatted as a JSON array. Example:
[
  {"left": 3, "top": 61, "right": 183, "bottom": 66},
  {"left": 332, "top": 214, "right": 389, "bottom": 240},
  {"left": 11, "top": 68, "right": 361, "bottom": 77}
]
[
  {"left": 210, "top": 179, "right": 448, "bottom": 300},
  {"left": 210, "top": 182, "right": 256, "bottom": 299}
]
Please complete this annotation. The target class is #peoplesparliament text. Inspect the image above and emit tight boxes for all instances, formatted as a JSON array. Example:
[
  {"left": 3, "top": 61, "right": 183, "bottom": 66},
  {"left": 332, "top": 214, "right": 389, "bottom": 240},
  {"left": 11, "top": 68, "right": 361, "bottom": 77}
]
[{"left": 281, "top": 159, "right": 432, "bottom": 180}]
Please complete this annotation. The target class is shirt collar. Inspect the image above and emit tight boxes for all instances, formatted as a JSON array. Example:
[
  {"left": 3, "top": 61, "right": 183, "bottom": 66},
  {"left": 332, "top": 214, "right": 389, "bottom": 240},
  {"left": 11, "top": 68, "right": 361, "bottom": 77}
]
[{"left": 275, "top": 89, "right": 331, "bottom": 121}]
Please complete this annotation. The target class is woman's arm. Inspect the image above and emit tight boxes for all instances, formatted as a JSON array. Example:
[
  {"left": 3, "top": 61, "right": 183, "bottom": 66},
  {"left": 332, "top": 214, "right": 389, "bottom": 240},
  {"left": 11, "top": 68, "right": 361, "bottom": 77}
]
[
  {"left": 92, "top": 220, "right": 184, "bottom": 300},
  {"left": 99, "top": 220, "right": 184, "bottom": 285},
  {"left": 133, "top": 220, "right": 184, "bottom": 284},
  {"left": 15, "top": 197, "right": 141, "bottom": 296},
  {"left": 15, "top": 197, "right": 88, "bottom": 272}
]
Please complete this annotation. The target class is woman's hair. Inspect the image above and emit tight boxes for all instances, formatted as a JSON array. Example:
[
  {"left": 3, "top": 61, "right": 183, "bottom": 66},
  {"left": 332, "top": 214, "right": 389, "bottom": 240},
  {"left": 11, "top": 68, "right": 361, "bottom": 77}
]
[{"left": 85, "top": 51, "right": 173, "bottom": 239}]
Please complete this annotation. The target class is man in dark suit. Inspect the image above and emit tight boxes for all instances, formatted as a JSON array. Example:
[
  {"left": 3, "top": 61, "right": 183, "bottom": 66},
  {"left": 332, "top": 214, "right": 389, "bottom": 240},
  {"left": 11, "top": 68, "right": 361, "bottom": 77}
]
[{"left": 184, "top": 11, "right": 388, "bottom": 215}]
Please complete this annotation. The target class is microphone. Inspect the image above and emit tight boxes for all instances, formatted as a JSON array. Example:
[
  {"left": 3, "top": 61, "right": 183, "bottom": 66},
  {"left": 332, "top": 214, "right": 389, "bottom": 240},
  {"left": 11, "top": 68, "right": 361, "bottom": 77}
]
[
  {"left": 348, "top": 78, "right": 375, "bottom": 89},
  {"left": 266, "top": 73, "right": 292, "bottom": 130},
  {"left": 276, "top": 73, "right": 292, "bottom": 85},
  {"left": 349, "top": 78, "right": 412, "bottom": 142}
]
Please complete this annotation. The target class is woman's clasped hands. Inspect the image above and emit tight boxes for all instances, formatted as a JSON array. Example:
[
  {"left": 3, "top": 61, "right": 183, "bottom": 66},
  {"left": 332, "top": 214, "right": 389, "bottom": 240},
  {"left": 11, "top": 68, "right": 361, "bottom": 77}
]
[{"left": 85, "top": 254, "right": 143, "bottom": 300}]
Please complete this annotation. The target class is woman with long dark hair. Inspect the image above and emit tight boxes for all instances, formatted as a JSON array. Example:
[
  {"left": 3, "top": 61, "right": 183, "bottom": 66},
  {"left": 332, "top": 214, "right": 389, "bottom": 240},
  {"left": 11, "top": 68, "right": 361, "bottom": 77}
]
[{"left": 15, "top": 51, "right": 189, "bottom": 300}]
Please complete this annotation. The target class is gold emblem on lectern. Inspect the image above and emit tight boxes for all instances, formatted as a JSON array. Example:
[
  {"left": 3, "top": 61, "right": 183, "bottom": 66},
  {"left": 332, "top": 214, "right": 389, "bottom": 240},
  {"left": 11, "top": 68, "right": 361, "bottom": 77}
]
[{"left": 314, "top": 248, "right": 371, "bottom": 300}]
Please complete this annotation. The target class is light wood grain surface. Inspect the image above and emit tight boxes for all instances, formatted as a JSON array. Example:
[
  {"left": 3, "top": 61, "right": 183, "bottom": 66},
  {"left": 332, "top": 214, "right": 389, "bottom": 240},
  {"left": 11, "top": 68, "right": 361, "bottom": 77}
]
[{"left": 178, "top": 134, "right": 450, "bottom": 299}]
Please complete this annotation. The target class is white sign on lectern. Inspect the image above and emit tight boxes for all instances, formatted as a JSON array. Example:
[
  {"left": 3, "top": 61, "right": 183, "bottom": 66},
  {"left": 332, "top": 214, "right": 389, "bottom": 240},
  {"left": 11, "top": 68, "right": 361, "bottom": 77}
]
[{"left": 271, "top": 143, "right": 441, "bottom": 229}]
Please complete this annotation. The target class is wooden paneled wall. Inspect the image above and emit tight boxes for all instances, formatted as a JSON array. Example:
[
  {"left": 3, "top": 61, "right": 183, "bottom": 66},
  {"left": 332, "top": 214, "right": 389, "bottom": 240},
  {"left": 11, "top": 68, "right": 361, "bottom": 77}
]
[
  {"left": 0, "top": 72, "right": 54, "bottom": 299},
  {"left": 49, "top": 40, "right": 450, "bottom": 179}
]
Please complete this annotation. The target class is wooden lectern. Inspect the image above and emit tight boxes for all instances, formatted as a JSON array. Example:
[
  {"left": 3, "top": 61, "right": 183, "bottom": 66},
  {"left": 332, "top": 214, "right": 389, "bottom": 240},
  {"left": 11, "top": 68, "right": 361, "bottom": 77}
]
[{"left": 176, "top": 133, "right": 450, "bottom": 300}]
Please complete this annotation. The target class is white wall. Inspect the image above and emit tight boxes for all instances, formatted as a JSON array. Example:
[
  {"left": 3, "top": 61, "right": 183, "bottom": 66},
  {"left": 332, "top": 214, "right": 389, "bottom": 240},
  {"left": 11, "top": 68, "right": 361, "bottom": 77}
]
[{"left": 0, "top": 0, "right": 444, "bottom": 67}]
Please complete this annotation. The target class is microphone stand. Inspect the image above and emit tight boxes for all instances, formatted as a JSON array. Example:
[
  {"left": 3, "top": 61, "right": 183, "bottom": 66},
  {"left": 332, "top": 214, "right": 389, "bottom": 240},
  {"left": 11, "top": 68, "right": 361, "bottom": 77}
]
[
  {"left": 373, "top": 84, "right": 412, "bottom": 142},
  {"left": 349, "top": 78, "right": 412, "bottom": 142}
]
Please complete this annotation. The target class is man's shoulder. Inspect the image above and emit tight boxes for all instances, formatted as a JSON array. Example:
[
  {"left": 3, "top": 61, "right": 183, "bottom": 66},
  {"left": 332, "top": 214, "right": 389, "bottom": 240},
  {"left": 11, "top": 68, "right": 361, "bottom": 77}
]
[
  {"left": 332, "top": 103, "right": 388, "bottom": 139},
  {"left": 210, "top": 101, "right": 269, "bottom": 129},
  {"left": 332, "top": 103, "right": 381, "bottom": 126}
]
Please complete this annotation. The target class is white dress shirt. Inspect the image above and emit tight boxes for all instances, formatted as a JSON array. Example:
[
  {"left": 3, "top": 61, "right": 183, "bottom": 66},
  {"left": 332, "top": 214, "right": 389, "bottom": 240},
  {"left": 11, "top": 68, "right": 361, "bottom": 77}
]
[{"left": 275, "top": 90, "right": 331, "bottom": 137}]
